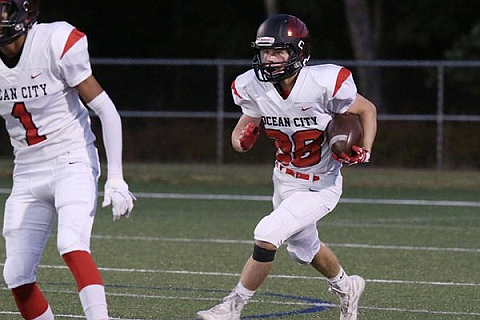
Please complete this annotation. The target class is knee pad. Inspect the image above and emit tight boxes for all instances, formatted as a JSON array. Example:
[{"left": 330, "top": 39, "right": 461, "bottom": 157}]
[
  {"left": 3, "top": 255, "right": 38, "bottom": 288},
  {"left": 287, "top": 237, "right": 321, "bottom": 265},
  {"left": 252, "top": 244, "right": 276, "bottom": 262},
  {"left": 57, "top": 227, "right": 84, "bottom": 255},
  {"left": 254, "top": 215, "right": 286, "bottom": 249},
  {"left": 57, "top": 212, "right": 92, "bottom": 255},
  {"left": 287, "top": 249, "right": 311, "bottom": 265}
]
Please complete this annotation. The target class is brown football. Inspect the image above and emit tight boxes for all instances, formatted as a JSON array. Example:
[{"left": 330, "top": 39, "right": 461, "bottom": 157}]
[{"left": 326, "top": 113, "right": 363, "bottom": 157}]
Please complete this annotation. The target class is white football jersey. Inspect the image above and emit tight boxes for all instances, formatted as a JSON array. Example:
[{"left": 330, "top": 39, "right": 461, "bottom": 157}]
[
  {"left": 232, "top": 64, "right": 357, "bottom": 175},
  {"left": 0, "top": 22, "right": 95, "bottom": 164}
]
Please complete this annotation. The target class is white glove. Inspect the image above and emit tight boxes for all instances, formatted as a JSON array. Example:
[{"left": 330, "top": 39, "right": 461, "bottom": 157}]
[{"left": 102, "top": 178, "right": 136, "bottom": 221}]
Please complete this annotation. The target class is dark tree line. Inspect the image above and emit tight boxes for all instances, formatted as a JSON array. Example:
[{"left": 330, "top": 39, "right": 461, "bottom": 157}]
[
  {"left": 40, "top": 0, "right": 480, "bottom": 60},
  {"left": 38, "top": 0, "right": 480, "bottom": 114}
]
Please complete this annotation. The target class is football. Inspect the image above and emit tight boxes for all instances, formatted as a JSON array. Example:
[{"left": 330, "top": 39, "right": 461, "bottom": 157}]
[{"left": 326, "top": 113, "right": 363, "bottom": 157}]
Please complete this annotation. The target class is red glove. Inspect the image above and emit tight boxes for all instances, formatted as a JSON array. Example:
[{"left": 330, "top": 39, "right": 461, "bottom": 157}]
[
  {"left": 239, "top": 123, "right": 260, "bottom": 151},
  {"left": 332, "top": 145, "right": 370, "bottom": 165}
]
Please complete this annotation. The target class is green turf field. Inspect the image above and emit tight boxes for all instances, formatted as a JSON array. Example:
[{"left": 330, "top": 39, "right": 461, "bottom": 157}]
[{"left": 0, "top": 162, "right": 479, "bottom": 319}]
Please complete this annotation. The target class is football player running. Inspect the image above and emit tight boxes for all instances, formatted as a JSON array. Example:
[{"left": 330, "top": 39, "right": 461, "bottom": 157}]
[
  {"left": 197, "top": 14, "right": 376, "bottom": 320},
  {"left": 0, "top": 1, "right": 135, "bottom": 319}
]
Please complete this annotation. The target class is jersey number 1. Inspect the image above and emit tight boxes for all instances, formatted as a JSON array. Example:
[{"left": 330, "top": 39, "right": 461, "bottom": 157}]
[{"left": 11, "top": 102, "right": 46, "bottom": 146}]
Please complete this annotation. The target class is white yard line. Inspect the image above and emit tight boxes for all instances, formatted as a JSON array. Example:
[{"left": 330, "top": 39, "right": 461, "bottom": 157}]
[
  {"left": 1, "top": 288, "right": 479, "bottom": 319},
  {"left": 0, "top": 188, "right": 479, "bottom": 207},
  {"left": 0, "top": 263, "right": 475, "bottom": 287},
  {"left": 90, "top": 234, "right": 480, "bottom": 253},
  {"left": 131, "top": 191, "right": 480, "bottom": 207}
]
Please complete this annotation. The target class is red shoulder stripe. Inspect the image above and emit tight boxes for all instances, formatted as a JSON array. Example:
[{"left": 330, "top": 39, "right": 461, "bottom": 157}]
[
  {"left": 332, "top": 67, "right": 351, "bottom": 97},
  {"left": 60, "top": 28, "right": 86, "bottom": 59},
  {"left": 231, "top": 80, "right": 243, "bottom": 99}
]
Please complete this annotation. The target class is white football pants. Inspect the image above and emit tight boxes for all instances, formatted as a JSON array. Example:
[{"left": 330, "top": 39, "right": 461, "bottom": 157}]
[
  {"left": 254, "top": 167, "right": 342, "bottom": 264},
  {"left": 2, "top": 145, "right": 100, "bottom": 288}
]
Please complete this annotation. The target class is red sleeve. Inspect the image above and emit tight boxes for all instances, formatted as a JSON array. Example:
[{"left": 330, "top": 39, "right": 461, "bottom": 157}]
[
  {"left": 231, "top": 80, "right": 244, "bottom": 99},
  {"left": 332, "top": 67, "right": 351, "bottom": 97},
  {"left": 60, "top": 28, "right": 85, "bottom": 59}
]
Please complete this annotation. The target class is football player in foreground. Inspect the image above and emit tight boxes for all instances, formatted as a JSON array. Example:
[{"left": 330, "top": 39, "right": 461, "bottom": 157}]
[
  {"left": 0, "top": 1, "right": 135, "bottom": 319},
  {"left": 197, "top": 14, "right": 376, "bottom": 320}
]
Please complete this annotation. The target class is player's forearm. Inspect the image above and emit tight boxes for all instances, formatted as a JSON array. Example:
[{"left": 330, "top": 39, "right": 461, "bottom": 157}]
[
  {"left": 87, "top": 91, "right": 124, "bottom": 179},
  {"left": 360, "top": 106, "right": 376, "bottom": 152},
  {"left": 101, "top": 113, "right": 123, "bottom": 179},
  {"left": 360, "top": 102, "right": 377, "bottom": 152},
  {"left": 232, "top": 115, "right": 261, "bottom": 152},
  {"left": 232, "top": 128, "right": 246, "bottom": 152},
  {"left": 347, "top": 94, "right": 377, "bottom": 152}
]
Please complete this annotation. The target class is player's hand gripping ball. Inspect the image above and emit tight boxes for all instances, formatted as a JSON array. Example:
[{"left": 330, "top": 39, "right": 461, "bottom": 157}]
[
  {"left": 239, "top": 123, "right": 260, "bottom": 151},
  {"left": 333, "top": 145, "right": 370, "bottom": 165},
  {"left": 327, "top": 113, "right": 369, "bottom": 165}
]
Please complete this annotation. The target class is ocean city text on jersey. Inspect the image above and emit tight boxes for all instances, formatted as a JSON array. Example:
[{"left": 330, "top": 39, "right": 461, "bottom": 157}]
[{"left": 0, "top": 84, "right": 47, "bottom": 100}]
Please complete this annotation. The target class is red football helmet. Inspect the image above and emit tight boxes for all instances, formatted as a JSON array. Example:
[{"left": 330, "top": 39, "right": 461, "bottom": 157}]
[
  {"left": 0, "top": 0, "right": 39, "bottom": 46},
  {"left": 252, "top": 14, "right": 311, "bottom": 83}
]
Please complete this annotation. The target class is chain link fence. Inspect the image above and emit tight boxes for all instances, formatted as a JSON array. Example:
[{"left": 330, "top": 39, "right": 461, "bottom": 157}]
[{"left": 85, "top": 59, "right": 480, "bottom": 169}]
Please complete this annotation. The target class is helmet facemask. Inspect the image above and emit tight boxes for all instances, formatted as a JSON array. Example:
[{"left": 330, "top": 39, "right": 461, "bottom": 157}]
[
  {"left": 0, "top": 0, "right": 38, "bottom": 46},
  {"left": 0, "top": 2, "right": 15, "bottom": 33},
  {"left": 253, "top": 43, "right": 309, "bottom": 83}
]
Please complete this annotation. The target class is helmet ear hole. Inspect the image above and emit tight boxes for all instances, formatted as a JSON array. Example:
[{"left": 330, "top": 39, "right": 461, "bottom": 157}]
[{"left": 25, "top": 0, "right": 39, "bottom": 15}]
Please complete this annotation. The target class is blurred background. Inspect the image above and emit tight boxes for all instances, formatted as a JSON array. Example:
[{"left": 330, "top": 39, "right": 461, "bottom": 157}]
[{"left": 3, "top": 0, "right": 480, "bottom": 169}]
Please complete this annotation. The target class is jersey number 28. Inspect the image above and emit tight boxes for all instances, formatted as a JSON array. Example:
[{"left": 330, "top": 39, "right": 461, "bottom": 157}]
[{"left": 265, "top": 129, "right": 324, "bottom": 168}]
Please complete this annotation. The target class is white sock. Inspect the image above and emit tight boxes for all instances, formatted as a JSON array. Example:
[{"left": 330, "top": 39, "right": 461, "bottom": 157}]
[
  {"left": 79, "top": 284, "right": 109, "bottom": 320},
  {"left": 234, "top": 282, "right": 256, "bottom": 299},
  {"left": 32, "top": 305, "right": 54, "bottom": 320},
  {"left": 328, "top": 267, "right": 348, "bottom": 287}
]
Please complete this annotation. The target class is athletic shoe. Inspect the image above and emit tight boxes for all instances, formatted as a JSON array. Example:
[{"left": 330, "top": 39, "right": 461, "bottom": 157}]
[
  {"left": 196, "top": 291, "right": 248, "bottom": 320},
  {"left": 329, "top": 275, "right": 365, "bottom": 320}
]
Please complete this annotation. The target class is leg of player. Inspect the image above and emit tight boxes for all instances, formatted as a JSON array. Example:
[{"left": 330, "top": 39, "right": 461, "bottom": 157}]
[
  {"left": 310, "top": 242, "right": 342, "bottom": 278},
  {"left": 239, "top": 241, "right": 276, "bottom": 290},
  {"left": 55, "top": 147, "right": 108, "bottom": 320},
  {"left": 11, "top": 283, "right": 54, "bottom": 320},
  {"left": 58, "top": 205, "right": 108, "bottom": 320},
  {"left": 63, "top": 251, "right": 108, "bottom": 320},
  {"left": 196, "top": 241, "right": 276, "bottom": 320},
  {"left": 3, "top": 175, "right": 56, "bottom": 320},
  {"left": 58, "top": 209, "right": 109, "bottom": 320},
  {"left": 310, "top": 243, "right": 365, "bottom": 320}
]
